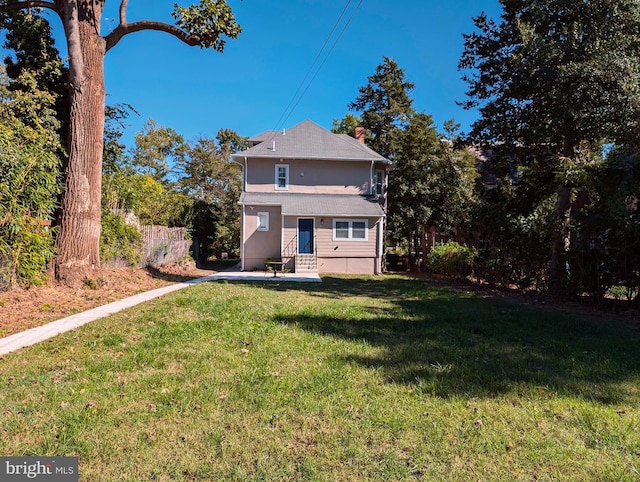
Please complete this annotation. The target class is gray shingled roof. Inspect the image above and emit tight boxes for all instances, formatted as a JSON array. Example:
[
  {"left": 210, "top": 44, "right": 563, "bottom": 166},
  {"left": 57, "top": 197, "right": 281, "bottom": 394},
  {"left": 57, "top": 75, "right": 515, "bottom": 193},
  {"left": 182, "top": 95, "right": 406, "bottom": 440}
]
[
  {"left": 232, "top": 120, "right": 391, "bottom": 164},
  {"left": 239, "top": 192, "right": 385, "bottom": 217}
]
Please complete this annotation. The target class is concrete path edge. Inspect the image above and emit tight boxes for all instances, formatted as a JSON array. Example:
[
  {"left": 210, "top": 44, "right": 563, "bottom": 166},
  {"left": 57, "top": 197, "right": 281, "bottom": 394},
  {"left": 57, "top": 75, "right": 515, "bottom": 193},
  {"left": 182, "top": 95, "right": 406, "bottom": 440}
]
[{"left": 0, "top": 271, "right": 320, "bottom": 356}]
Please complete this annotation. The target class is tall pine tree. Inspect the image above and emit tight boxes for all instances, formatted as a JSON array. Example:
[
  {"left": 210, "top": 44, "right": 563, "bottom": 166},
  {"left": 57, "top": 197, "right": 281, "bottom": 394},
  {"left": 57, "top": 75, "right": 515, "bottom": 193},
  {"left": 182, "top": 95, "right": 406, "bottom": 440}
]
[{"left": 349, "top": 57, "right": 415, "bottom": 160}]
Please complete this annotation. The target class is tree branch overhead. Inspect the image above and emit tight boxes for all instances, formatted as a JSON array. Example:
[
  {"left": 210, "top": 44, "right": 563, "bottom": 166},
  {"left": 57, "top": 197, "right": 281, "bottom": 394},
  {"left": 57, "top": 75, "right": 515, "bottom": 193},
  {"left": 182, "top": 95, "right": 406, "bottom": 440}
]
[
  {"left": 0, "top": 0, "right": 241, "bottom": 285},
  {"left": 105, "top": 20, "right": 201, "bottom": 52}
]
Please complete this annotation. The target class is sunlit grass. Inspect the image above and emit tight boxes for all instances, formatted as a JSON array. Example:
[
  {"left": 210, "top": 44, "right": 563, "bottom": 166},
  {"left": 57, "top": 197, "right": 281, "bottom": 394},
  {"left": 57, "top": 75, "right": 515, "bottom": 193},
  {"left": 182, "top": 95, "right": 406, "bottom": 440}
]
[{"left": 1, "top": 275, "right": 639, "bottom": 480}]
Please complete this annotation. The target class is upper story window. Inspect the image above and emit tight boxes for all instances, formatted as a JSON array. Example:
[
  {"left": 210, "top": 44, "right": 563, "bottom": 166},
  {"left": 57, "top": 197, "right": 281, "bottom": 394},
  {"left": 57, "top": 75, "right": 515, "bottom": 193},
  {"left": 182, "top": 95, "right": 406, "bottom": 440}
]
[
  {"left": 333, "top": 219, "right": 368, "bottom": 241},
  {"left": 275, "top": 164, "right": 289, "bottom": 190},
  {"left": 375, "top": 169, "right": 385, "bottom": 196}
]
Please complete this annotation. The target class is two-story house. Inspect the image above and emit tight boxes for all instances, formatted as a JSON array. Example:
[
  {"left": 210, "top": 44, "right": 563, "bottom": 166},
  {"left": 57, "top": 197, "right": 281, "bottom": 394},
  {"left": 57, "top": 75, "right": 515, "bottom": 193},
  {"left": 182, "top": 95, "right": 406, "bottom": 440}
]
[{"left": 231, "top": 120, "right": 391, "bottom": 274}]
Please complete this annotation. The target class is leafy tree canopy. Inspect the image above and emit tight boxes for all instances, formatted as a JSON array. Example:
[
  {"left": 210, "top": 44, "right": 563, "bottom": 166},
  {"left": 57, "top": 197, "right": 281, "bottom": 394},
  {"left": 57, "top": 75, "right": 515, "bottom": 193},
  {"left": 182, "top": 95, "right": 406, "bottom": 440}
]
[
  {"left": 131, "top": 118, "right": 187, "bottom": 184},
  {"left": 331, "top": 113, "right": 361, "bottom": 136},
  {"left": 0, "top": 0, "right": 241, "bottom": 285},
  {"left": 0, "top": 67, "right": 61, "bottom": 286},
  {"left": 460, "top": 0, "right": 640, "bottom": 157}
]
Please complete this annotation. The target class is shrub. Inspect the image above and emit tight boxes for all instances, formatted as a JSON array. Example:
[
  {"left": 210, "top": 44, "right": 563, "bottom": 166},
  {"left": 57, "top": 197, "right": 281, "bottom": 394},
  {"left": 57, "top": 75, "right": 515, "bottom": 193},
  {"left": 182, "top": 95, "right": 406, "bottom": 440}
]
[
  {"left": 427, "top": 241, "right": 477, "bottom": 277},
  {"left": 0, "top": 95, "right": 61, "bottom": 288},
  {"left": 100, "top": 212, "right": 143, "bottom": 267},
  {"left": 0, "top": 222, "right": 56, "bottom": 287}
]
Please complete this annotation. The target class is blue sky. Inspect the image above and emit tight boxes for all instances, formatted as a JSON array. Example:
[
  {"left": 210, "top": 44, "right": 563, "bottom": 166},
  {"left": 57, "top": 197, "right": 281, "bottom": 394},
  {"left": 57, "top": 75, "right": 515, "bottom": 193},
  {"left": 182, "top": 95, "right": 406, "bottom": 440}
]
[{"left": 5, "top": 1, "right": 503, "bottom": 148}]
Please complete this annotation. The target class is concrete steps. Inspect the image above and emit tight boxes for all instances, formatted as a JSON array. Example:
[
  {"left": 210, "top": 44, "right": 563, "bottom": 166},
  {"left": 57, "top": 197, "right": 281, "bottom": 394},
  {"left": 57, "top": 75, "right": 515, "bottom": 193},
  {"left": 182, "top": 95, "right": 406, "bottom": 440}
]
[{"left": 295, "top": 253, "right": 317, "bottom": 272}]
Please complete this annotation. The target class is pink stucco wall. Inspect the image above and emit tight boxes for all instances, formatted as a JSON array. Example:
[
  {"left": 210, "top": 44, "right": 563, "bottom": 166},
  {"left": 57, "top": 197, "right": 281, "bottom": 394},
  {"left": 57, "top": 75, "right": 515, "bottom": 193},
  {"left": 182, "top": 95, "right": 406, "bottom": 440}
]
[{"left": 242, "top": 206, "right": 282, "bottom": 270}]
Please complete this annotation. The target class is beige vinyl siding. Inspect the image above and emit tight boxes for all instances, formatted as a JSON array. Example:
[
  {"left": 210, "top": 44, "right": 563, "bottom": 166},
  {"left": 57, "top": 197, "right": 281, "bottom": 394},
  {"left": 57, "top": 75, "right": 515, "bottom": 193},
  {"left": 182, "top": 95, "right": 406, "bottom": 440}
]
[
  {"left": 283, "top": 217, "right": 297, "bottom": 256},
  {"left": 283, "top": 217, "right": 379, "bottom": 257},
  {"left": 282, "top": 216, "right": 380, "bottom": 274},
  {"left": 246, "top": 158, "right": 374, "bottom": 195},
  {"left": 317, "top": 218, "right": 378, "bottom": 257}
]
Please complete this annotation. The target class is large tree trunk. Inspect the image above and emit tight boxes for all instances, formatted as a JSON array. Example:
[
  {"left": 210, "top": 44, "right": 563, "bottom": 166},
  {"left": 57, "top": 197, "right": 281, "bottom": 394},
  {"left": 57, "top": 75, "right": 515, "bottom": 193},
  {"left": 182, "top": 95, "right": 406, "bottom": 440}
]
[
  {"left": 549, "top": 134, "right": 577, "bottom": 298},
  {"left": 549, "top": 183, "right": 572, "bottom": 296},
  {"left": 54, "top": 2, "right": 106, "bottom": 286}
]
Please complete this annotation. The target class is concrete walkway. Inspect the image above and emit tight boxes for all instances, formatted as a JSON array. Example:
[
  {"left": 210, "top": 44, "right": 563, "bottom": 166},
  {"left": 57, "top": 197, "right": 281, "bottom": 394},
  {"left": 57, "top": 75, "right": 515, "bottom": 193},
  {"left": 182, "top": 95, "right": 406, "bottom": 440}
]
[{"left": 0, "top": 268, "right": 321, "bottom": 357}]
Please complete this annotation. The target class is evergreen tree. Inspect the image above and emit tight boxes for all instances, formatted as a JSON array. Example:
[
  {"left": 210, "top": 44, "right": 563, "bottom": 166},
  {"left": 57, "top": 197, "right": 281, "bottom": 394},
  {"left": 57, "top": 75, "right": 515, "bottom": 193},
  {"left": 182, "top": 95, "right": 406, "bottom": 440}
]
[
  {"left": 0, "top": 9, "right": 68, "bottom": 142},
  {"left": 331, "top": 113, "right": 361, "bottom": 136},
  {"left": 349, "top": 57, "right": 415, "bottom": 160},
  {"left": 178, "top": 129, "right": 246, "bottom": 258},
  {"left": 389, "top": 112, "right": 476, "bottom": 265},
  {"left": 460, "top": 0, "right": 640, "bottom": 295}
]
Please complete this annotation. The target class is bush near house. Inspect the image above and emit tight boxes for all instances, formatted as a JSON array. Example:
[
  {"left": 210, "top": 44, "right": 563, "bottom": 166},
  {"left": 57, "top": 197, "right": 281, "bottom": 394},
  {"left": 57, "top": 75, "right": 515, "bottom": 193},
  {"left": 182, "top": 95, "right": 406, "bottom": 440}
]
[{"left": 427, "top": 241, "right": 476, "bottom": 277}]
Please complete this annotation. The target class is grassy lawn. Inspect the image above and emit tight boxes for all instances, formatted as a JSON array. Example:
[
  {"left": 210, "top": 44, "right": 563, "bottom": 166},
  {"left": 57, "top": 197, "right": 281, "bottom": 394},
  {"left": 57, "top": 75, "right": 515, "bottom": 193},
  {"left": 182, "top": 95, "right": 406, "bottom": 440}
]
[{"left": 1, "top": 275, "right": 639, "bottom": 480}]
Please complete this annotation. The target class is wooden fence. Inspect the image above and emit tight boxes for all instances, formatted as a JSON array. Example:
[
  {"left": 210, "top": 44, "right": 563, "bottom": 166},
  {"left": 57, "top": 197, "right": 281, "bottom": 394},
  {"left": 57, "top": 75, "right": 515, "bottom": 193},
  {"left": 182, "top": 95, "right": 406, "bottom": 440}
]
[{"left": 141, "top": 225, "right": 192, "bottom": 268}]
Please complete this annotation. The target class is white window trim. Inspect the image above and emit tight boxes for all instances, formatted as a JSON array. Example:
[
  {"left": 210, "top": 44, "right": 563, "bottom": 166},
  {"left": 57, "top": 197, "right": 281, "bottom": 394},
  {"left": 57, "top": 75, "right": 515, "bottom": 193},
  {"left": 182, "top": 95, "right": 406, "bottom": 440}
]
[
  {"left": 332, "top": 219, "right": 368, "bottom": 241},
  {"left": 257, "top": 212, "right": 269, "bottom": 231},
  {"left": 275, "top": 164, "right": 289, "bottom": 190}
]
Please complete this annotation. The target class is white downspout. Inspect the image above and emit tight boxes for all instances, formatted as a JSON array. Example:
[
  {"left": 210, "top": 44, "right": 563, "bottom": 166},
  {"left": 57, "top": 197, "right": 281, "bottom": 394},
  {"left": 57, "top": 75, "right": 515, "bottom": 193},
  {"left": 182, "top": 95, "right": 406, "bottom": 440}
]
[
  {"left": 243, "top": 156, "right": 248, "bottom": 191},
  {"left": 376, "top": 218, "right": 383, "bottom": 274},
  {"left": 240, "top": 204, "right": 246, "bottom": 271},
  {"left": 280, "top": 214, "right": 284, "bottom": 254},
  {"left": 370, "top": 160, "right": 374, "bottom": 195}
]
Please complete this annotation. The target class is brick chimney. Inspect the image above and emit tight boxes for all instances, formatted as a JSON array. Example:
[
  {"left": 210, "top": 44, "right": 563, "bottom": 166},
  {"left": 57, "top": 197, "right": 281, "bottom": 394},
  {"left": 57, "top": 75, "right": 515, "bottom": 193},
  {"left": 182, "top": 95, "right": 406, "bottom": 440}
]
[{"left": 354, "top": 126, "right": 366, "bottom": 143}]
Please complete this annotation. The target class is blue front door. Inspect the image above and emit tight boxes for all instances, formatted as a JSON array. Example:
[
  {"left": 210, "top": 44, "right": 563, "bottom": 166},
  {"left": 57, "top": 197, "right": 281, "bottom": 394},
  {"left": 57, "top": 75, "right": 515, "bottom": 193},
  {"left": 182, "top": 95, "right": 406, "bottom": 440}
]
[{"left": 298, "top": 219, "right": 314, "bottom": 254}]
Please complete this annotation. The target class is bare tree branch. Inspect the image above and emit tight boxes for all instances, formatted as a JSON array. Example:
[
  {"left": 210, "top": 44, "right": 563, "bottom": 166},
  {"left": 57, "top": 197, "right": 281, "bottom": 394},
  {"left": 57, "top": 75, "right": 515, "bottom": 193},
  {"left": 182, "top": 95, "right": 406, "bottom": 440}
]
[
  {"left": 118, "top": 0, "right": 127, "bottom": 24},
  {"left": 105, "top": 20, "right": 200, "bottom": 52}
]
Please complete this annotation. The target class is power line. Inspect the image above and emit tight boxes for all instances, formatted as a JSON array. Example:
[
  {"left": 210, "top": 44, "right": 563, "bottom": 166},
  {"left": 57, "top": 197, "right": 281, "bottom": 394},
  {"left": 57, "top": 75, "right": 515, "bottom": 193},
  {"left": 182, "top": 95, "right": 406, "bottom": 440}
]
[
  {"left": 273, "top": 0, "right": 363, "bottom": 132},
  {"left": 272, "top": 1, "right": 353, "bottom": 131}
]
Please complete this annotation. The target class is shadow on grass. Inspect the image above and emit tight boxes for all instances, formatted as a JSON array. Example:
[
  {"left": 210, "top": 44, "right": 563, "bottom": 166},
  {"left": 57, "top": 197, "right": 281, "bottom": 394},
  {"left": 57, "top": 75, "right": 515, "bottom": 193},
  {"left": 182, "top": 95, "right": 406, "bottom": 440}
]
[{"left": 236, "top": 276, "right": 640, "bottom": 403}]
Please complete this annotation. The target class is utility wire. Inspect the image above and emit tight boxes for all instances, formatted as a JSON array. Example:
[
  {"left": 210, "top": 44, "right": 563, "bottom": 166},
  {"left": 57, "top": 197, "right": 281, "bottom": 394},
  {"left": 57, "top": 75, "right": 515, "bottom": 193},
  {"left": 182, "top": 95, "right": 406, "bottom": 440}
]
[
  {"left": 273, "top": 0, "right": 363, "bottom": 132},
  {"left": 272, "top": 0, "right": 352, "bottom": 131}
]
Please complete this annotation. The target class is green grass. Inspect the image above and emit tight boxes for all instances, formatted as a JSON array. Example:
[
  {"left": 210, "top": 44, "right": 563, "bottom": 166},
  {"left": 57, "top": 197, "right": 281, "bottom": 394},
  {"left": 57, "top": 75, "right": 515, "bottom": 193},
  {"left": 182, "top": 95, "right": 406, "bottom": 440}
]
[{"left": 1, "top": 275, "right": 639, "bottom": 480}]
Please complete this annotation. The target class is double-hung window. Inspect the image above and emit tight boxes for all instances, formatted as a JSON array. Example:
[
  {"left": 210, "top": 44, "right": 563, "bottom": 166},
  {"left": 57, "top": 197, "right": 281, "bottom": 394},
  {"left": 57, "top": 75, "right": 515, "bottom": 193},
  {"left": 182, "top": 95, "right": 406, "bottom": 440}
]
[
  {"left": 375, "top": 170, "right": 385, "bottom": 196},
  {"left": 275, "top": 164, "right": 289, "bottom": 190},
  {"left": 333, "top": 219, "right": 368, "bottom": 241}
]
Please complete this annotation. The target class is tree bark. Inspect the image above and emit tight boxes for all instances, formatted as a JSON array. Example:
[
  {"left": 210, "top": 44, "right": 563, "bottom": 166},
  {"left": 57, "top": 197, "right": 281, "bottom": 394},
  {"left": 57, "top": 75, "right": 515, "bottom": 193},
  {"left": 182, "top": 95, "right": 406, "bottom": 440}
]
[
  {"left": 549, "top": 183, "right": 572, "bottom": 296},
  {"left": 54, "top": 1, "right": 106, "bottom": 286},
  {"left": 421, "top": 224, "right": 428, "bottom": 272},
  {"left": 1, "top": 0, "right": 238, "bottom": 286},
  {"left": 549, "top": 135, "right": 576, "bottom": 298}
]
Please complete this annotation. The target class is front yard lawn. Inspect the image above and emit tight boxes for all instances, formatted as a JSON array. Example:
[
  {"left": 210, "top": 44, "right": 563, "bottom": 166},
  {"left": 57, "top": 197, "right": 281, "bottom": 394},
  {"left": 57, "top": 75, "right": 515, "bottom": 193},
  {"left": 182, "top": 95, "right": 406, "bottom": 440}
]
[{"left": 1, "top": 275, "right": 639, "bottom": 480}]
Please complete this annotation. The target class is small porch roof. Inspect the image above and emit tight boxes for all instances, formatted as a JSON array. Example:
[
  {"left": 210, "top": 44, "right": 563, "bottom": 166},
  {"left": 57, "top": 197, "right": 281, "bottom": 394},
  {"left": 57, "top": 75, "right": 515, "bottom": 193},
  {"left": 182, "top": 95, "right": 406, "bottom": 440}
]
[{"left": 239, "top": 192, "right": 385, "bottom": 217}]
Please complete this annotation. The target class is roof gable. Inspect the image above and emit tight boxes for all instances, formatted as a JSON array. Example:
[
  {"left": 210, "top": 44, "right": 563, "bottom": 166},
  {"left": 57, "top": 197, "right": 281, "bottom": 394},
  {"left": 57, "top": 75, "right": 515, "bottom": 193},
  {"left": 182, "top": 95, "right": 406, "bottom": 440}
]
[{"left": 233, "top": 120, "right": 390, "bottom": 164}]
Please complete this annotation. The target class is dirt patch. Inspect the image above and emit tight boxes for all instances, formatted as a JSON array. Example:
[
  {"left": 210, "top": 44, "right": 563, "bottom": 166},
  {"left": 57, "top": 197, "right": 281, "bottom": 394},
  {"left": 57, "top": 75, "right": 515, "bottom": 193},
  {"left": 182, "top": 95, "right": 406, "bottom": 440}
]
[{"left": 0, "top": 261, "right": 215, "bottom": 338}]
